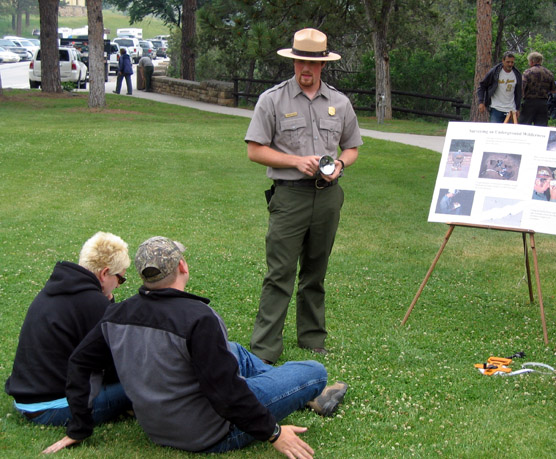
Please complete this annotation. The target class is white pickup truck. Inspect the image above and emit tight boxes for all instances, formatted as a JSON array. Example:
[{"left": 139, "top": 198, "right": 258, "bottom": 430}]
[
  {"left": 29, "top": 46, "right": 88, "bottom": 89},
  {"left": 108, "top": 42, "right": 120, "bottom": 73}
]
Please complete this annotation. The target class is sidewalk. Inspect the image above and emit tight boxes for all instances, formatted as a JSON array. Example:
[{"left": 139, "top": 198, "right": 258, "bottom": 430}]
[{"left": 105, "top": 79, "right": 445, "bottom": 153}]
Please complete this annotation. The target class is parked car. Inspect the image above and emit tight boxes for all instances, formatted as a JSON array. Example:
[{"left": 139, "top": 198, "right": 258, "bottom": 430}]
[
  {"left": 149, "top": 39, "right": 168, "bottom": 58},
  {"left": 29, "top": 47, "right": 88, "bottom": 89},
  {"left": 113, "top": 37, "right": 142, "bottom": 63},
  {"left": 139, "top": 40, "right": 156, "bottom": 60},
  {"left": 108, "top": 42, "right": 120, "bottom": 73},
  {"left": 0, "top": 38, "right": 32, "bottom": 60},
  {"left": 3, "top": 36, "right": 39, "bottom": 56},
  {"left": 0, "top": 46, "right": 20, "bottom": 63}
]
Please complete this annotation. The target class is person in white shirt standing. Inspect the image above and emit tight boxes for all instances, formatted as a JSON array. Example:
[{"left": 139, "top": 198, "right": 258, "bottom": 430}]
[{"left": 477, "top": 52, "right": 522, "bottom": 123}]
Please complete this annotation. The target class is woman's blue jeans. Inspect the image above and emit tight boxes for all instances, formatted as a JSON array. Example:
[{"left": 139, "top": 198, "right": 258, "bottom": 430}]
[
  {"left": 15, "top": 383, "right": 131, "bottom": 427},
  {"left": 202, "top": 342, "right": 327, "bottom": 453}
]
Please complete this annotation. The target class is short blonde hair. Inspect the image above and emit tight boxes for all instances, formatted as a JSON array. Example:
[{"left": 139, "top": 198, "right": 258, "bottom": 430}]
[{"left": 79, "top": 232, "right": 130, "bottom": 275}]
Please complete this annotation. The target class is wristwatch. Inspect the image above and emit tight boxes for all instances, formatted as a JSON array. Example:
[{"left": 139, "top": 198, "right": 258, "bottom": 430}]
[
  {"left": 268, "top": 423, "right": 281, "bottom": 443},
  {"left": 338, "top": 159, "right": 345, "bottom": 177}
]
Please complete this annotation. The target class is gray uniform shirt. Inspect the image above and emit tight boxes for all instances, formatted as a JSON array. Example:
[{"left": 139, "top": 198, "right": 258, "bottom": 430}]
[{"left": 245, "top": 76, "right": 363, "bottom": 180}]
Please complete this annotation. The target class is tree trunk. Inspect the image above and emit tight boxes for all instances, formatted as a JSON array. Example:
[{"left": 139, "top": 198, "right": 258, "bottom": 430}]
[
  {"left": 16, "top": 12, "right": 22, "bottom": 36},
  {"left": 38, "top": 0, "right": 61, "bottom": 93},
  {"left": 373, "top": 30, "right": 392, "bottom": 121},
  {"left": 87, "top": 0, "right": 106, "bottom": 108},
  {"left": 493, "top": 0, "right": 506, "bottom": 63},
  {"left": 180, "top": 0, "right": 196, "bottom": 80},
  {"left": 471, "top": 0, "right": 492, "bottom": 122},
  {"left": 362, "top": 0, "right": 395, "bottom": 120}
]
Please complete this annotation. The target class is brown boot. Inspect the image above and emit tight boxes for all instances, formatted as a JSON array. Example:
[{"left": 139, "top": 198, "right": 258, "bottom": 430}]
[{"left": 307, "top": 381, "right": 348, "bottom": 416}]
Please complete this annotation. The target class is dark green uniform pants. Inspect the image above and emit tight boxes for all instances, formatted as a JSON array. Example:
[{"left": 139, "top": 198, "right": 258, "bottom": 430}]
[{"left": 250, "top": 182, "right": 344, "bottom": 362}]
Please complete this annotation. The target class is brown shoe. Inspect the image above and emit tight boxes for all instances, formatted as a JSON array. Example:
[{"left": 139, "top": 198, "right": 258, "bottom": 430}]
[{"left": 307, "top": 381, "right": 348, "bottom": 416}]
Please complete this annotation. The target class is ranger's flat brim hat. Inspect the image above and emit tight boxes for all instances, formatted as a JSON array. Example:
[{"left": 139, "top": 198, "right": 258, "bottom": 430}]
[{"left": 277, "top": 28, "right": 341, "bottom": 61}]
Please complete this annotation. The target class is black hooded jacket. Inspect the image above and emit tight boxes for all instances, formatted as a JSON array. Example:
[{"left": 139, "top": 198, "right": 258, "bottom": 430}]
[{"left": 5, "top": 261, "right": 113, "bottom": 403}]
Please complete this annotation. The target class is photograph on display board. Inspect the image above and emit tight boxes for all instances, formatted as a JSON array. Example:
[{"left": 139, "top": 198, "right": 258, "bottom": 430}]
[
  {"left": 531, "top": 166, "right": 556, "bottom": 202},
  {"left": 434, "top": 188, "right": 475, "bottom": 216},
  {"left": 478, "top": 152, "right": 521, "bottom": 181},
  {"left": 546, "top": 131, "right": 556, "bottom": 151},
  {"left": 444, "top": 139, "right": 475, "bottom": 178},
  {"left": 480, "top": 197, "right": 524, "bottom": 227}
]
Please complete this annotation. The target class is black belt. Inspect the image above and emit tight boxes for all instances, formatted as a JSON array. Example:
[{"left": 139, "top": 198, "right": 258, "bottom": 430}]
[{"left": 274, "top": 178, "right": 338, "bottom": 189}]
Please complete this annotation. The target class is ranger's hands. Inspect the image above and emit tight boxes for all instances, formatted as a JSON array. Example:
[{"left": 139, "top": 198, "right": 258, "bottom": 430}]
[
  {"left": 271, "top": 425, "right": 314, "bottom": 459},
  {"left": 295, "top": 156, "right": 321, "bottom": 177},
  {"left": 42, "top": 436, "right": 81, "bottom": 454}
]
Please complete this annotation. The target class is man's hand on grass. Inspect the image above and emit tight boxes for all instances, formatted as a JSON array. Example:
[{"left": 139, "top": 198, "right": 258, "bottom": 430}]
[{"left": 271, "top": 425, "right": 314, "bottom": 458}]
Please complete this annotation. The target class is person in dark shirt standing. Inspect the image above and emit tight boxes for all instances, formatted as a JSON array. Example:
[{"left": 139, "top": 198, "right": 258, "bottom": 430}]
[
  {"left": 519, "top": 52, "right": 556, "bottom": 126},
  {"left": 477, "top": 51, "right": 522, "bottom": 123}
]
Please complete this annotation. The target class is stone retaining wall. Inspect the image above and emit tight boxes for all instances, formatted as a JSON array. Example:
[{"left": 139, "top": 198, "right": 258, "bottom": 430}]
[{"left": 150, "top": 72, "right": 235, "bottom": 107}]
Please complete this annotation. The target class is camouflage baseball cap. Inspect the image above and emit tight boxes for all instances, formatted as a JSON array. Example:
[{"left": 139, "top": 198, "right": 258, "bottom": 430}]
[{"left": 135, "top": 236, "right": 185, "bottom": 283}]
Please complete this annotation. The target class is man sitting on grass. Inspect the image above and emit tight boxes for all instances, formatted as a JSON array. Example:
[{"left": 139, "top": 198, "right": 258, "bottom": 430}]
[{"left": 44, "top": 236, "right": 347, "bottom": 457}]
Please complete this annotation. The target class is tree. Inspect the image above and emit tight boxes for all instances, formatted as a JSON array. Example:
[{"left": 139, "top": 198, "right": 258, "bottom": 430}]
[
  {"left": 2, "top": 0, "right": 36, "bottom": 35},
  {"left": 492, "top": 0, "right": 554, "bottom": 62},
  {"left": 105, "top": 0, "right": 201, "bottom": 80},
  {"left": 87, "top": 0, "right": 106, "bottom": 108},
  {"left": 38, "top": 0, "right": 61, "bottom": 93},
  {"left": 470, "top": 0, "right": 491, "bottom": 122},
  {"left": 361, "top": 0, "right": 395, "bottom": 120},
  {"left": 198, "top": 0, "right": 360, "bottom": 84},
  {"left": 181, "top": 0, "right": 196, "bottom": 80},
  {"left": 105, "top": 0, "right": 183, "bottom": 27}
]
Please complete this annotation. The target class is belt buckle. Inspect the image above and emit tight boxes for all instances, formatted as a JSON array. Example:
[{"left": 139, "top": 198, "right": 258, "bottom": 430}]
[{"left": 315, "top": 178, "right": 326, "bottom": 190}]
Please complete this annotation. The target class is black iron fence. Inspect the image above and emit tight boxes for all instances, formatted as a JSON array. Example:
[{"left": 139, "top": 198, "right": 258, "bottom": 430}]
[{"left": 232, "top": 77, "right": 471, "bottom": 121}]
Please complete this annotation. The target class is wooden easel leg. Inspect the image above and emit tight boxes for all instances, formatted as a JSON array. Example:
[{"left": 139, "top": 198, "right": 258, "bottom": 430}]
[
  {"left": 401, "top": 225, "right": 455, "bottom": 326},
  {"left": 522, "top": 232, "right": 534, "bottom": 302},
  {"left": 529, "top": 233, "right": 548, "bottom": 344}
]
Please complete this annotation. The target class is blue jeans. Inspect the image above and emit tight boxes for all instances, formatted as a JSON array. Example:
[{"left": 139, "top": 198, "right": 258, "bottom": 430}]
[
  {"left": 115, "top": 73, "right": 132, "bottom": 94},
  {"left": 15, "top": 383, "right": 131, "bottom": 427},
  {"left": 202, "top": 342, "right": 327, "bottom": 453},
  {"left": 489, "top": 107, "right": 508, "bottom": 123}
]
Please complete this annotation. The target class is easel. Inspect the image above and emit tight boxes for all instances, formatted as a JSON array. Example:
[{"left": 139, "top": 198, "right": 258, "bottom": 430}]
[{"left": 400, "top": 223, "right": 549, "bottom": 345}]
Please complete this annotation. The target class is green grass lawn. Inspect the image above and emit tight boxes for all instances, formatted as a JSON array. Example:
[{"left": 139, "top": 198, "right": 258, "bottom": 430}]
[
  {"left": 1, "top": 90, "right": 555, "bottom": 458},
  {"left": 0, "top": 9, "right": 170, "bottom": 40}
]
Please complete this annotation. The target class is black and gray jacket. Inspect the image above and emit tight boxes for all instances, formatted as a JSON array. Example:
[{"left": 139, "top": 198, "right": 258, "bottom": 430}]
[{"left": 65, "top": 287, "right": 276, "bottom": 452}]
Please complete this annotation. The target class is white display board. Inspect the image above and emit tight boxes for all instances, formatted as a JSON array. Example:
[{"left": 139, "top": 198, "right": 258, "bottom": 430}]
[{"left": 428, "top": 122, "right": 556, "bottom": 235}]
